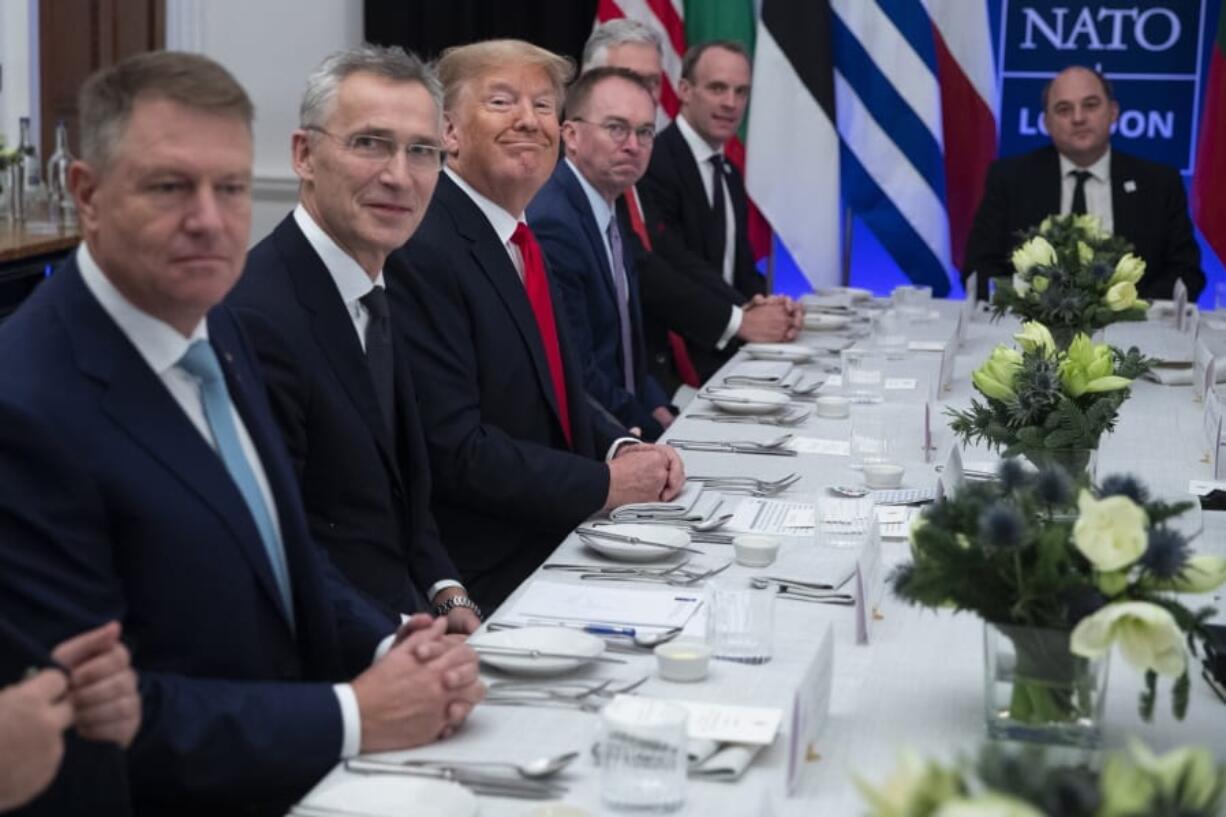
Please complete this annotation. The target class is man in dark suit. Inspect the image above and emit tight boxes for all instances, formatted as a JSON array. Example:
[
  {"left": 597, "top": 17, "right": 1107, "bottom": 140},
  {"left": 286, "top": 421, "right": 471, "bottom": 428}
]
[
  {"left": 0, "top": 620, "right": 138, "bottom": 815},
  {"left": 964, "top": 65, "right": 1203, "bottom": 301},
  {"left": 389, "top": 40, "right": 686, "bottom": 610},
  {"left": 228, "top": 47, "right": 480, "bottom": 632},
  {"left": 0, "top": 52, "right": 482, "bottom": 816},
  {"left": 638, "top": 39, "right": 802, "bottom": 380},
  {"left": 527, "top": 67, "right": 674, "bottom": 440}
]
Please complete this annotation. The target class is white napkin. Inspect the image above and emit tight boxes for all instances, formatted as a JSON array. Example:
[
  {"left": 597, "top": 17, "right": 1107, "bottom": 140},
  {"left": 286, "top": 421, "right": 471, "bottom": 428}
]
[
  {"left": 609, "top": 482, "right": 718, "bottom": 522},
  {"left": 688, "top": 739, "right": 763, "bottom": 781},
  {"left": 1143, "top": 363, "right": 1197, "bottom": 386}
]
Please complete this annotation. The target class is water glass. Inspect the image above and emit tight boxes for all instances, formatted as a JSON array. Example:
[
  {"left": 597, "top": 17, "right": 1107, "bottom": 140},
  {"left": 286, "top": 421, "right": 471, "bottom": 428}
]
[
  {"left": 840, "top": 349, "right": 885, "bottom": 403},
  {"left": 600, "top": 697, "right": 688, "bottom": 812},
  {"left": 849, "top": 403, "right": 890, "bottom": 469},
  {"left": 874, "top": 309, "right": 908, "bottom": 359},
  {"left": 705, "top": 576, "right": 774, "bottom": 665},
  {"left": 893, "top": 285, "right": 933, "bottom": 320},
  {"left": 814, "top": 494, "right": 876, "bottom": 550}
]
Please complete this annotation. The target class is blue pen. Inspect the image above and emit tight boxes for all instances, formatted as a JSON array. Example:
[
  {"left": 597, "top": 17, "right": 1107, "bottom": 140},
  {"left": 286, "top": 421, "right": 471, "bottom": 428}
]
[{"left": 583, "top": 624, "right": 636, "bottom": 637}]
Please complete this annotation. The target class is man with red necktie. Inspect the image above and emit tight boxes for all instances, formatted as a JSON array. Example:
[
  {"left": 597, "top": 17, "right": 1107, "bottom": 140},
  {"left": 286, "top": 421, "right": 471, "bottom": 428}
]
[{"left": 389, "top": 39, "right": 686, "bottom": 610}]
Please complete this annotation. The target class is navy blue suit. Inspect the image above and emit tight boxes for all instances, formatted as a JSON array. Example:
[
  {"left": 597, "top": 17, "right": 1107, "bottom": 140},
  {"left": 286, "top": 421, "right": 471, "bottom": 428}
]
[
  {"left": 528, "top": 161, "right": 670, "bottom": 439},
  {"left": 228, "top": 214, "right": 461, "bottom": 620},
  {"left": 0, "top": 259, "right": 395, "bottom": 816},
  {"left": 0, "top": 618, "right": 129, "bottom": 816},
  {"left": 388, "top": 172, "right": 623, "bottom": 610}
]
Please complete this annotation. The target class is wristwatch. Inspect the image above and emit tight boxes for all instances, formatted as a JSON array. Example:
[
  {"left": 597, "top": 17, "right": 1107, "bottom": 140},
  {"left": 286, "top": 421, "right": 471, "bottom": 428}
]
[{"left": 433, "top": 594, "right": 483, "bottom": 620}]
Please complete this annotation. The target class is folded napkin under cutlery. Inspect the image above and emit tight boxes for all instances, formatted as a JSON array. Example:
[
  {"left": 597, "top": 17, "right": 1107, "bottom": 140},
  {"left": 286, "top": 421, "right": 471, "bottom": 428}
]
[
  {"left": 721, "top": 359, "right": 794, "bottom": 385},
  {"left": 609, "top": 482, "right": 725, "bottom": 523}
]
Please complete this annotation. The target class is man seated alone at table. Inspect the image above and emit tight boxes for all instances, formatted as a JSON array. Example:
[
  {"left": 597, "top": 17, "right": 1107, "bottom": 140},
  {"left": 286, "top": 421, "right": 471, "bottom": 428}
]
[
  {"left": 963, "top": 64, "right": 1204, "bottom": 302},
  {"left": 389, "top": 39, "right": 686, "bottom": 610}
]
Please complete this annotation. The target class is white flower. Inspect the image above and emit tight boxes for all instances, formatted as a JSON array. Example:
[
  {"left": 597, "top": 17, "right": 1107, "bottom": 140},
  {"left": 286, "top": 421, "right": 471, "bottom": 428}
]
[
  {"left": 1011, "top": 273, "right": 1030, "bottom": 296},
  {"left": 1073, "top": 490, "right": 1147, "bottom": 571},
  {"left": 1010, "top": 236, "right": 1057, "bottom": 275},
  {"left": 934, "top": 794, "right": 1046, "bottom": 817},
  {"left": 1071, "top": 601, "right": 1186, "bottom": 677},
  {"left": 1104, "top": 280, "right": 1139, "bottom": 312},
  {"left": 1110, "top": 253, "right": 1146, "bottom": 286}
]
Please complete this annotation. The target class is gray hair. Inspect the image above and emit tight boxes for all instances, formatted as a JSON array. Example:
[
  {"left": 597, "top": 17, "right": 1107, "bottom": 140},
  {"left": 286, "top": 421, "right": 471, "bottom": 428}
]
[
  {"left": 299, "top": 44, "right": 442, "bottom": 129},
  {"left": 582, "top": 18, "right": 663, "bottom": 71}
]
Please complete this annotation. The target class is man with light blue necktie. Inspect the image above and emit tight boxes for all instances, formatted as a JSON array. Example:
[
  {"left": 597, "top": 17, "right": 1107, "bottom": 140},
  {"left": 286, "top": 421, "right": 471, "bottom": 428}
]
[{"left": 0, "top": 51, "right": 483, "bottom": 817}]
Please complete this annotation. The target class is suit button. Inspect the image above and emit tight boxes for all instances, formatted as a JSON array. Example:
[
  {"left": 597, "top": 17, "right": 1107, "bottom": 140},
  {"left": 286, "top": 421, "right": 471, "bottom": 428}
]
[{"left": 654, "top": 354, "right": 667, "bottom": 364}]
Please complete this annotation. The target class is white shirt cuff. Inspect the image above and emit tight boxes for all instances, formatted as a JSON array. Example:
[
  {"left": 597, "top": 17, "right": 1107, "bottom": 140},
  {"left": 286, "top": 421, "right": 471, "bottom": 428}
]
[
  {"left": 716, "top": 306, "right": 743, "bottom": 350},
  {"left": 427, "top": 580, "right": 464, "bottom": 601},
  {"left": 606, "top": 437, "right": 641, "bottom": 461},
  {"left": 374, "top": 633, "right": 396, "bottom": 662},
  {"left": 333, "top": 683, "right": 362, "bottom": 759}
]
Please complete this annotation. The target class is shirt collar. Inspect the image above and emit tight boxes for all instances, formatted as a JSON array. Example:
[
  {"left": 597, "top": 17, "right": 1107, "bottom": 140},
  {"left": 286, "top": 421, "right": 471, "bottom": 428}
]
[
  {"left": 1059, "top": 147, "right": 1112, "bottom": 182},
  {"left": 76, "top": 242, "right": 207, "bottom": 376},
  {"left": 445, "top": 166, "right": 522, "bottom": 244},
  {"left": 676, "top": 114, "right": 722, "bottom": 165},
  {"left": 292, "top": 204, "right": 383, "bottom": 303},
  {"left": 565, "top": 157, "right": 615, "bottom": 235}
]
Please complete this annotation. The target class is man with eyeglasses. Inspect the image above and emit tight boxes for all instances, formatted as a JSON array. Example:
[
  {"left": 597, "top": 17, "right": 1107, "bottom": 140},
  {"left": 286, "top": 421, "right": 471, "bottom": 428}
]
[
  {"left": 389, "top": 40, "right": 686, "bottom": 610},
  {"left": 526, "top": 67, "right": 675, "bottom": 440},
  {"left": 227, "top": 46, "right": 484, "bottom": 634}
]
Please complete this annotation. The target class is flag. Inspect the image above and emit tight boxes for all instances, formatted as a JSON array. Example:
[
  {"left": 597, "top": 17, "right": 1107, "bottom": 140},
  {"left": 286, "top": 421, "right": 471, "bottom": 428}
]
[
  {"left": 595, "top": 0, "right": 687, "bottom": 119},
  {"left": 926, "top": 0, "right": 997, "bottom": 271},
  {"left": 745, "top": 0, "right": 841, "bottom": 289},
  {"left": 683, "top": 0, "right": 772, "bottom": 262},
  {"left": 1193, "top": 1, "right": 1226, "bottom": 266},
  {"left": 831, "top": 0, "right": 954, "bottom": 296}
]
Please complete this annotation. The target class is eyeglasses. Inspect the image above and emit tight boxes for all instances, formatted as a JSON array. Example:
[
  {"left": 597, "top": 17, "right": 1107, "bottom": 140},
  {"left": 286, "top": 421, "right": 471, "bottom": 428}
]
[
  {"left": 569, "top": 118, "right": 655, "bottom": 146},
  {"left": 305, "top": 126, "right": 445, "bottom": 171}
]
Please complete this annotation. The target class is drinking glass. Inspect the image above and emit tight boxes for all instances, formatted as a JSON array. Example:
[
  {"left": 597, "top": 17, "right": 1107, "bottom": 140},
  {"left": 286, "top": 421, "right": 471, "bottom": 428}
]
[
  {"left": 705, "top": 576, "right": 774, "bottom": 665},
  {"left": 893, "top": 285, "right": 933, "bottom": 320},
  {"left": 813, "top": 494, "right": 876, "bottom": 550},
  {"left": 874, "top": 309, "right": 908, "bottom": 359},
  {"left": 840, "top": 349, "right": 885, "bottom": 403},
  {"left": 600, "top": 697, "right": 688, "bottom": 812},
  {"left": 849, "top": 403, "right": 890, "bottom": 469}
]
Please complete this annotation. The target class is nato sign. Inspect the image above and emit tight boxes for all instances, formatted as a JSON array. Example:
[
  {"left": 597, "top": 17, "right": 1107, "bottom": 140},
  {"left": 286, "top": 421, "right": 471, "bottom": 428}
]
[{"left": 998, "top": 0, "right": 1208, "bottom": 172}]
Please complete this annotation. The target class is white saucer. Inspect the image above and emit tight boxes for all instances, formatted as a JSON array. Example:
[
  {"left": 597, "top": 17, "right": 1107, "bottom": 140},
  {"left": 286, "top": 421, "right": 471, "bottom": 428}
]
[
  {"left": 581, "top": 524, "right": 690, "bottom": 562},
  {"left": 468, "top": 627, "right": 606, "bottom": 676},
  {"left": 705, "top": 388, "right": 791, "bottom": 415},
  {"left": 804, "top": 313, "right": 851, "bottom": 331}
]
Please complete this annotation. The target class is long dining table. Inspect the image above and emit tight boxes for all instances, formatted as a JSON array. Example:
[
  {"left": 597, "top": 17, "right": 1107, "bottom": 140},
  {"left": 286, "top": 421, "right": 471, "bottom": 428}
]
[{"left": 297, "top": 297, "right": 1226, "bottom": 815}]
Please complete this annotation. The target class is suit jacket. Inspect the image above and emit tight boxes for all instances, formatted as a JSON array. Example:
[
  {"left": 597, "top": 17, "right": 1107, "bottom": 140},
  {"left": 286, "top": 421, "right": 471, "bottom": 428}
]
[
  {"left": 0, "top": 618, "right": 129, "bottom": 816},
  {"left": 228, "top": 215, "right": 462, "bottom": 620},
  {"left": 963, "top": 145, "right": 1204, "bottom": 301},
  {"left": 388, "top": 172, "right": 622, "bottom": 610},
  {"left": 527, "top": 161, "right": 670, "bottom": 438},
  {"left": 639, "top": 121, "right": 766, "bottom": 378},
  {"left": 0, "top": 259, "right": 395, "bottom": 816}
]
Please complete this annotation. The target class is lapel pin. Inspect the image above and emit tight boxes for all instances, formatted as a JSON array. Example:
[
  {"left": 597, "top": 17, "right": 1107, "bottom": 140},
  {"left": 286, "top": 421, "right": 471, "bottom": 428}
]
[{"left": 1124, "top": 180, "right": 1137, "bottom": 193}]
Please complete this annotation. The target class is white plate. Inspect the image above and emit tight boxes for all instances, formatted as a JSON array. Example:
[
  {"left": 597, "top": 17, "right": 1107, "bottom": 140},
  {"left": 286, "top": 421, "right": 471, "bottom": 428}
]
[
  {"left": 581, "top": 523, "right": 691, "bottom": 562},
  {"left": 705, "top": 388, "right": 791, "bottom": 415},
  {"left": 304, "top": 775, "right": 477, "bottom": 817},
  {"left": 804, "top": 313, "right": 851, "bottom": 331},
  {"left": 742, "top": 343, "right": 818, "bottom": 363},
  {"left": 817, "top": 286, "right": 873, "bottom": 301},
  {"left": 469, "top": 627, "right": 607, "bottom": 676}
]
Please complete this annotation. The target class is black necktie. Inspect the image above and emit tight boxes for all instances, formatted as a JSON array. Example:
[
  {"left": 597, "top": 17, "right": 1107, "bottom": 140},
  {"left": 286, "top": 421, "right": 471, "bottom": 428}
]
[
  {"left": 360, "top": 286, "right": 394, "bottom": 434},
  {"left": 708, "top": 154, "right": 727, "bottom": 263},
  {"left": 1070, "top": 170, "right": 1092, "bottom": 216}
]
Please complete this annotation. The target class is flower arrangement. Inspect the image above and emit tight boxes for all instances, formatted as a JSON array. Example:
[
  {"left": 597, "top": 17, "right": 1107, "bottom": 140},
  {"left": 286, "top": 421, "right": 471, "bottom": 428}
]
[
  {"left": 990, "top": 214, "right": 1148, "bottom": 348},
  {"left": 857, "top": 740, "right": 1225, "bottom": 817},
  {"left": 947, "top": 322, "right": 1152, "bottom": 475},
  {"left": 891, "top": 462, "right": 1225, "bottom": 721}
]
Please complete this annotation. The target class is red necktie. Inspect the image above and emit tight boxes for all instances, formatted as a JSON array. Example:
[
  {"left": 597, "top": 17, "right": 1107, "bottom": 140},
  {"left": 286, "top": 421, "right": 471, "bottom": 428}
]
[
  {"left": 622, "top": 191, "right": 702, "bottom": 388},
  {"left": 511, "top": 222, "right": 573, "bottom": 448}
]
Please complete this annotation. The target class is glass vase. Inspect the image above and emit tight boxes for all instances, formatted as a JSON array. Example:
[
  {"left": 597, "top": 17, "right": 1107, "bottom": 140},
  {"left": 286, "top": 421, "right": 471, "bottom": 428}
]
[
  {"left": 983, "top": 622, "right": 1109, "bottom": 748},
  {"left": 1022, "top": 448, "right": 1097, "bottom": 483}
]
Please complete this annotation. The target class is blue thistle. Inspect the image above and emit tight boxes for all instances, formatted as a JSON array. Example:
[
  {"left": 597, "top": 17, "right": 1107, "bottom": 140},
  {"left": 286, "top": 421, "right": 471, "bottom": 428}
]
[
  {"left": 1034, "top": 466, "right": 1074, "bottom": 507},
  {"left": 1064, "top": 586, "right": 1107, "bottom": 625},
  {"left": 978, "top": 503, "right": 1024, "bottom": 549},
  {"left": 1140, "top": 527, "right": 1190, "bottom": 579},
  {"left": 1098, "top": 474, "right": 1149, "bottom": 505},
  {"left": 997, "top": 459, "right": 1029, "bottom": 492}
]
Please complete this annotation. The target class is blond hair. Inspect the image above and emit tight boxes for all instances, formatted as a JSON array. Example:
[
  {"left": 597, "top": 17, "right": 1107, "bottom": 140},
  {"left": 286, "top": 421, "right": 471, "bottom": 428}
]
[{"left": 436, "top": 39, "right": 575, "bottom": 113}]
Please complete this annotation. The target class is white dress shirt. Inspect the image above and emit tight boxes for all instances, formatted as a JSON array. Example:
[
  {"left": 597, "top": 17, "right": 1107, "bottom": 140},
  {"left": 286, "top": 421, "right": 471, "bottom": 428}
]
[
  {"left": 674, "top": 116, "right": 742, "bottom": 348},
  {"left": 1059, "top": 149, "right": 1114, "bottom": 234},
  {"left": 293, "top": 205, "right": 463, "bottom": 607},
  {"left": 77, "top": 242, "right": 366, "bottom": 761}
]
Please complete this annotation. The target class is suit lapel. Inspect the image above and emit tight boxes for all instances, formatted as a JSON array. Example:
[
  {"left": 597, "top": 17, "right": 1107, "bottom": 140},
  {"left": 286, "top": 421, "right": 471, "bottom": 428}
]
[
  {"left": 439, "top": 175, "right": 570, "bottom": 436},
  {"left": 58, "top": 267, "right": 292, "bottom": 632},
  {"left": 1110, "top": 152, "right": 1138, "bottom": 240},
  {"left": 1038, "top": 146, "right": 1062, "bottom": 222},
  {"left": 666, "top": 124, "right": 722, "bottom": 266},
  {"left": 558, "top": 162, "right": 618, "bottom": 306}
]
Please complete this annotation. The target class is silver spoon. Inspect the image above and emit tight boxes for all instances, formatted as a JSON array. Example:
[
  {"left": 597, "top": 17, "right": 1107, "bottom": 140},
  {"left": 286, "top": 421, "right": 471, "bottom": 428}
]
[
  {"left": 691, "top": 512, "right": 733, "bottom": 532},
  {"left": 403, "top": 751, "right": 581, "bottom": 780}
]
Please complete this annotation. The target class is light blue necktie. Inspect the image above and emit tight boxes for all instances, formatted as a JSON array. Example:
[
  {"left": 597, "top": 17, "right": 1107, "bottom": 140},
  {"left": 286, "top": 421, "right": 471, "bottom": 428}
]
[{"left": 179, "top": 339, "right": 295, "bottom": 628}]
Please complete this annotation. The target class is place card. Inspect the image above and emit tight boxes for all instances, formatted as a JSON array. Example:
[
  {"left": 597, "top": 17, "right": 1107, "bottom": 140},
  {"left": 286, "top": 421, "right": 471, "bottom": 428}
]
[
  {"left": 907, "top": 340, "right": 946, "bottom": 352},
  {"left": 937, "top": 339, "right": 955, "bottom": 392},
  {"left": 953, "top": 307, "right": 966, "bottom": 347},
  {"left": 965, "top": 272, "right": 979, "bottom": 313},
  {"left": 854, "top": 525, "right": 884, "bottom": 645},
  {"left": 787, "top": 437, "right": 851, "bottom": 456},
  {"left": 1174, "top": 278, "right": 1189, "bottom": 332},
  {"left": 787, "top": 623, "right": 833, "bottom": 795},
  {"left": 1204, "top": 388, "right": 1222, "bottom": 448},
  {"left": 666, "top": 699, "right": 782, "bottom": 745},
  {"left": 942, "top": 445, "right": 966, "bottom": 498},
  {"left": 884, "top": 377, "right": 917, "bottom": 390}
]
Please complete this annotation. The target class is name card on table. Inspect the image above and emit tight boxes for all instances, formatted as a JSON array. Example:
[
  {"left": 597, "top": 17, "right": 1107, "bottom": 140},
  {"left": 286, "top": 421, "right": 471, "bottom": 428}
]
[
  {"left": 854, "top": 524, "right": 884, "bottom": 645},
  {"left": 953, "top": 307, "right": 966, "bottom": 348},
  {"left": 787, "top": 623, "right": 833, "bottom": 796},
  {"left": 1204, "top": 388, "right": 1222, "bottom": 448},
  {"left": 939, "top": 445, "right": 966, "bottom": 499},
  {"left": 1194, "top": 338, "right": 1215, "bottom": 400},
  {"left": 937, "top": 340, "right": 955, "bottom": 393},
  {"left": 965, "top": 272, "right": 979, "bottom": 313},
  {"left": 1174, "top": 278, "right": 1189, "bottom": 332}
]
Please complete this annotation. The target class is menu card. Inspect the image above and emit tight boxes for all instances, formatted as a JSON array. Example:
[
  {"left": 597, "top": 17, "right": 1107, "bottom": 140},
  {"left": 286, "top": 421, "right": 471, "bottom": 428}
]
[
  {"left": 787, "top": 623, "right": 833, "bottom": 795},
  {"left": 502, "top": 581, "right": 703, "bottom": 629}
]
